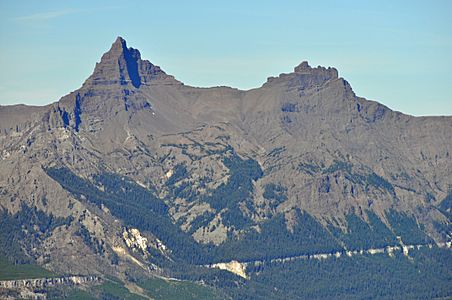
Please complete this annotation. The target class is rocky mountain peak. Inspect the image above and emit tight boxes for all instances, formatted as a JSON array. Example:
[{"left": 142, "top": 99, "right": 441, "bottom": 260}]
[
  {"left": 112, "top": 36, "right": 127, "bottom": 49},
  {"left": 83, "top": 37, "right": 179, "bottom": 88},
  {"left": 293, "top": 60, "right": 338, "bottom": 79},
  {"left": 265, "top": 60, "right": 339, "bottom": 88},
  {"left": 293, "top": 61, "right": 311, "bottom": 72},
  {"left": 108, "top": 36, "right": 143, "bottom": 61}
]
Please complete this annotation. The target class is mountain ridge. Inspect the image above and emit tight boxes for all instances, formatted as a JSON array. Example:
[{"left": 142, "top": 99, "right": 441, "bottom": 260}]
[
  {"left": 0, "top": 36, "right": 451, "bottom": 299},
  {"left": 1, "top": 36, "right": 448, "bottom": 118}
]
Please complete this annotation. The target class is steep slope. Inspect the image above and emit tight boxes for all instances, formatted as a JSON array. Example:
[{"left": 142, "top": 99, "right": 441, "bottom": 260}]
[{"left": 1, "top": 37, "right": 451, "bottom": 298}]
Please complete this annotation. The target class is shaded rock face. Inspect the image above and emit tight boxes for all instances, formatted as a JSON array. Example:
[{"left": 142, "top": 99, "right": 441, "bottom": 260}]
[
  {"left": 84, "top": 37, "right": 178, "bottom": 88},
  {"left": 0, "top": 37, "right": 451, "bottom": 278}
]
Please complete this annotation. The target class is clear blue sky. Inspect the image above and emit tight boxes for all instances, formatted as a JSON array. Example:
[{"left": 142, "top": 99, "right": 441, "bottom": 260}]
[{"left": 0, "top": 1, "right": 451, "bottom": 116}]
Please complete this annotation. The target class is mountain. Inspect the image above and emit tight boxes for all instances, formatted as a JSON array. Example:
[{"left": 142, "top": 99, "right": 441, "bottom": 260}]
[{"left": 1, "top": 37, "right": 451, "bottom": 299}]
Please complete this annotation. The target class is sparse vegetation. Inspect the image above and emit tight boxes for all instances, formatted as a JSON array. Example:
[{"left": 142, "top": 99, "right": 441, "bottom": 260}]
[
  {"left": 46, "top": 167, "right": 208, "bottom": 264},
  {"left": 263, "top": 183, "right": 288, "bottom": 208},
  {"left": 0, "top": 255, "right": 56, "bottom": 280},
  {"left": 138, "top": 277, "right": 222, "bottom": 300},
  {"left": 0, "top": 204, "right": 72, "bottom": 263}
]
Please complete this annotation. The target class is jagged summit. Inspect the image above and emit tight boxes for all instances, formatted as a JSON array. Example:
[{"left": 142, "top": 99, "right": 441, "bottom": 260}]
[
  {"left": 264, "top": 60, "right": 339, "bottom": 88},
  {"left": 294, "top": 61, "right": 311, "bottom": 71},
  {"left": 293, "top": 60, "right": 338, "bottom": 78},
  {"left": 83, "top": 36, "right": 178, "bottom": 88},
  {"left": 112, "top": 36, "right": 127, "bottom": 49},
  {"left": 84, "top": 37, "right": 342, "bottom": 92}
]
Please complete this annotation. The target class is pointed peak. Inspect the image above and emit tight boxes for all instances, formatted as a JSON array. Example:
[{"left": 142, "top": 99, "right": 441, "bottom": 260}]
[
  {"left": 106, "top": 36, "right": 129, "bottom": 57},
  {"left": 83, "top": 37, "right": 180, "bottom": 88},
  {"left": 110, "top": 36, "right": 129, "bottom": 52},
  {"left": 294, "top": 61, "right": 311, "bottom": 72},
  {"left": 114, "top": 36, "right": 126, "bottom": 45}
]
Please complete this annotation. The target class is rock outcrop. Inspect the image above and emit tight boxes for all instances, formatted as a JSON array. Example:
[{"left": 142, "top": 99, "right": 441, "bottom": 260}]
[
  {"left": 84, "top": 36, "right": 180, "bottom": 88},
  {"left": 0, "top": 275, "right": 101, "bottom": 289}
]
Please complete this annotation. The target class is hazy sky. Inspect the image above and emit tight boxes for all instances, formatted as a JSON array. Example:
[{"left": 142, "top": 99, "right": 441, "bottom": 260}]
[{"left": 0, "top": 0, "right": 451, "bottom": 116}]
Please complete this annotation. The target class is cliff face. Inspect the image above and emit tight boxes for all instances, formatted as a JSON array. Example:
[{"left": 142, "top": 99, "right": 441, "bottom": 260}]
[
  {"left": 0, "top": 37, "right": 451, "bottom": 280},
  {"left": 0, "top": 276, "right": 101, "bottom": 289},
  {"left": 83, "top": 37, "right": 179, "bottom": 88},
  {"left": 0, "top": 276, "right": 102, "bottom": 300}
]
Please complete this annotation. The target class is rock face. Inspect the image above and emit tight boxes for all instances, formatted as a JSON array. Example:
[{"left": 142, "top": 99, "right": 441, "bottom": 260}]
[
  {"left": 209, "top": 260, "right": 247, "bottom": 279},
  {"left": 0, "top": 36, "right": 451, "bottom": 282},
  {"left": 123, "top": 228, "right": 150, "bottom": 256},
  {"left": 0, "top": 276, "right": 102, "bottom": 300},
  {"left": 0, "top": 276, "right": 101, "bottom": 289},
  {"left": 84, "top": 37, "right": 179, "bottom": 88}
]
